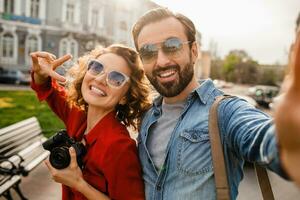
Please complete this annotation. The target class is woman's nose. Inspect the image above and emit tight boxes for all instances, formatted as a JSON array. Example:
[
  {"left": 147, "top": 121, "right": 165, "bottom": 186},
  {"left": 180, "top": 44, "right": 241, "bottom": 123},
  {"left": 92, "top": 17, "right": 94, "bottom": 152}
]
[{"left": 94, "top": 72, "right": 107, "bottom": 85}]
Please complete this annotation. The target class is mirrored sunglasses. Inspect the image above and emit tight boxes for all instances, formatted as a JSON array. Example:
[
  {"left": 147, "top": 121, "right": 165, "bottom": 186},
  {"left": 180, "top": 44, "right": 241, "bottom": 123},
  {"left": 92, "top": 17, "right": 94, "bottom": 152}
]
[
  {"left": 87, "top": 59, "right": 130, "bottom": 88},
  {"left": 138, "top": 37, "right": 191, "bottom": 64}
]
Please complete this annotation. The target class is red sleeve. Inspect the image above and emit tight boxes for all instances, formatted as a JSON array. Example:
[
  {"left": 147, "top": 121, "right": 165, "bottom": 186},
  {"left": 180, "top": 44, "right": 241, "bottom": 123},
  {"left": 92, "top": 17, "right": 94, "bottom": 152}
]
[
  {"left": 30, "top": 72, "right": 72, "bottom": 125},
  {"left": 103, "top": 134, "right": 145, "bottom": 200}
]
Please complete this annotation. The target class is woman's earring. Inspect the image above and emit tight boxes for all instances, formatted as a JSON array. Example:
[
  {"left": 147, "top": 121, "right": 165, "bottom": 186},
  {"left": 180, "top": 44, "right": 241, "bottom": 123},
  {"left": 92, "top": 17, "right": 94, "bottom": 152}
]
[{"left": 116, "top": 104, "right": 126, "bottom": 121}]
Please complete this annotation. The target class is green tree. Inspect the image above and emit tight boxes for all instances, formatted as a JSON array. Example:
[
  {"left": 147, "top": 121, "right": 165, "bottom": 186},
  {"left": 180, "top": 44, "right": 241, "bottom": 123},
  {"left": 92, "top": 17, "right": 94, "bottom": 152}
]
[
  {"left": 210, "top": 58, "right": 224, "bottom": 80},
  {"left": 222, "top": 50, "right": 258, "bottom": 83}
]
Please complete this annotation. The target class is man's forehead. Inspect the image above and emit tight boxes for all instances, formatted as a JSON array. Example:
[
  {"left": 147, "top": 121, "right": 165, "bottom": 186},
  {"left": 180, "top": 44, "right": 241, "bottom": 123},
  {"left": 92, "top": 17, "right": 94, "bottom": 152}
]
[{"left": 137, "top": 17, "right": 187, "bottom": 48}]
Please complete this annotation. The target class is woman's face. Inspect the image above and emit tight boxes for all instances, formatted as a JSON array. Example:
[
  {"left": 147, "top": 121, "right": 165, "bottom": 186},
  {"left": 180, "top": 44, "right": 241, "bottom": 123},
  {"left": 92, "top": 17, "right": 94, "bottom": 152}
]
[{"left": 81, "top": 53, "right": 131, "bottom": 112}]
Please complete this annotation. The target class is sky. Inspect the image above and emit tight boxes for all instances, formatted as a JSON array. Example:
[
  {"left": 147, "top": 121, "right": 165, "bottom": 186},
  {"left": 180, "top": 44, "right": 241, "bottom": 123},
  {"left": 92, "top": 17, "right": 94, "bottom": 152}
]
[{"left": 152, "top": 0, "right": 300, "bottom": 65}]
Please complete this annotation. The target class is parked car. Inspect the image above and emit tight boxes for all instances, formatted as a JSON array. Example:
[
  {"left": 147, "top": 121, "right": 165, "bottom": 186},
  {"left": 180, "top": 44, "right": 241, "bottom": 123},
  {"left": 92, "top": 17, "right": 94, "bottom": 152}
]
[
  {"left": 0, "top": 68, "right": 31, "bottom": 85},
  {"left": 248, "top": 85, "right": 279, "bottom": 108}
]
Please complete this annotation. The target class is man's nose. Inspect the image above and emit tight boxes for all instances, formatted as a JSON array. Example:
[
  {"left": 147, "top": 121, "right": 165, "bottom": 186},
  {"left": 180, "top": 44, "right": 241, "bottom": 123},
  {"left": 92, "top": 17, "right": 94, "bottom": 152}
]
[{"left": 156, "top": 49, "right": 172, "bottom": 67}]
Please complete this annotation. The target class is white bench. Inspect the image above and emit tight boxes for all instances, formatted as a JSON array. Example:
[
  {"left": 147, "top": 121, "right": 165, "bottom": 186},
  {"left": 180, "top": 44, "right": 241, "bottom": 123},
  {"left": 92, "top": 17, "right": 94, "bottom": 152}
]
[{"left": 0, "top": 117, "right": 49, "bottom": 200}]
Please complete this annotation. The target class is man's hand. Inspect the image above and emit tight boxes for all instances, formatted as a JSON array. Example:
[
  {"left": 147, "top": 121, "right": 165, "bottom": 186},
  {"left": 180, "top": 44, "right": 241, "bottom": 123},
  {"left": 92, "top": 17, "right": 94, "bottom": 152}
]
[{"left": 275, "top": 31, "right": 300, "bottom": 186}]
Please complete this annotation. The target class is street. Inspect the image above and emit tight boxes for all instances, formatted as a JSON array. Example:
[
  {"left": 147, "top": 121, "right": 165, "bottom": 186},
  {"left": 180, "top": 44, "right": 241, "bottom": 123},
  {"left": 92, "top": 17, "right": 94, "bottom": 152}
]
[{"left": 1, "top": 83, "right": 300, "bottom": 199}]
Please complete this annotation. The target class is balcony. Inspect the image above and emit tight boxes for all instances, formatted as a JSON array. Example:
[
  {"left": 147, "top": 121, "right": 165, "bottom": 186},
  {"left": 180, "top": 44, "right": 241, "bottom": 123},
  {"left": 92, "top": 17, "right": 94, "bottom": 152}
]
[
  {"left": 61, "top": 22, "right": 83, "bottom": 32},
  {"left": 1, "top": 13, "right": 42, "bottom": 25}
]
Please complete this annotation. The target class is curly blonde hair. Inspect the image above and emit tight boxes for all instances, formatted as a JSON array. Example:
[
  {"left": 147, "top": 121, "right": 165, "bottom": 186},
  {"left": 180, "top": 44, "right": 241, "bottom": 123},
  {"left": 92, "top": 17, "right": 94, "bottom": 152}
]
[{"left": 66, "top": 44, "right": 152, "bottom": 130}]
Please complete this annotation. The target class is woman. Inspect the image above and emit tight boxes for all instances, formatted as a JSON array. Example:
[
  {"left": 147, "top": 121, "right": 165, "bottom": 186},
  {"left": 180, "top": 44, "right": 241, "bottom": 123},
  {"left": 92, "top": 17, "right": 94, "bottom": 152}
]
[{"left": 30, "top": 44, "right": 151, "bottom": 200}]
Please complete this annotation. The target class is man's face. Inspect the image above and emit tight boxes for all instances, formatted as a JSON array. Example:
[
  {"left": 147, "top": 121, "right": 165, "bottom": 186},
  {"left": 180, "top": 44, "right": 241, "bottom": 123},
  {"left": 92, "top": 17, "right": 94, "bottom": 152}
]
[{"left": 137, "top": 17, "right": 198, "bottom": 97}]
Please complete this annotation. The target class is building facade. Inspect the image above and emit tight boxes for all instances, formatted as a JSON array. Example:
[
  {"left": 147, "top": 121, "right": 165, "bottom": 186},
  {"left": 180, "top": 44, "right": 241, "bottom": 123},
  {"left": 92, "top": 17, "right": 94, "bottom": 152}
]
[
  {"left": 0, "top": 0, "right": 210, "bottom": 78},
  {"left": 0, "top": 0, "right": 158, "bottom": 73}
]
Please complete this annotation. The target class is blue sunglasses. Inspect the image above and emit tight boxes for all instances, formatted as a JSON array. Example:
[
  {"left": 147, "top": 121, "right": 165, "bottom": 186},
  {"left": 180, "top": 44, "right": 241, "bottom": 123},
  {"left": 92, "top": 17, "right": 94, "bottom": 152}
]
[{"left": 87, "top": 59, "right": 130, "bottom": 88}]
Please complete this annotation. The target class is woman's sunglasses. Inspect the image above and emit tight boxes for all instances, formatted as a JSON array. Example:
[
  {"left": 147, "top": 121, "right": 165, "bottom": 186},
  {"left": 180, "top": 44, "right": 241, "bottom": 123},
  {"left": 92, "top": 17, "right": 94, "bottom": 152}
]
[
  {"left": 87, "top": 59, "right": 130, "bottom": 88},
  {"left": 138, "top": 37, "right": 191, "bottom": 64}
]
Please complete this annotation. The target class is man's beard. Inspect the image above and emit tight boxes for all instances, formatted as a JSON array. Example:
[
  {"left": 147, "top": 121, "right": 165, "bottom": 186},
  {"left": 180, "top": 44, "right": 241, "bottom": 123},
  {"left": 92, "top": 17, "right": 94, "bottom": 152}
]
[{"left": 146, "top": 60, "right": 194, "bottom": 97}]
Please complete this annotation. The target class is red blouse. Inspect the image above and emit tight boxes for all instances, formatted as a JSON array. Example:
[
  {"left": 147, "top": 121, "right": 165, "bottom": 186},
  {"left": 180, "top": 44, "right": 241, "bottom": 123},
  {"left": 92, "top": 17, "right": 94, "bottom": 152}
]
[{"left": 31, "top": 77, "right": 145, "bottom": 200}]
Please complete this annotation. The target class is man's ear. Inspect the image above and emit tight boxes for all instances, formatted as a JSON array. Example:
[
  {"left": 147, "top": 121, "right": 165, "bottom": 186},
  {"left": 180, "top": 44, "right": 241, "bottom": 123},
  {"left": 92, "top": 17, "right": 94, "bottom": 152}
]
[{"left": 191, "top": 41, "right": 200, "bottom": 63}]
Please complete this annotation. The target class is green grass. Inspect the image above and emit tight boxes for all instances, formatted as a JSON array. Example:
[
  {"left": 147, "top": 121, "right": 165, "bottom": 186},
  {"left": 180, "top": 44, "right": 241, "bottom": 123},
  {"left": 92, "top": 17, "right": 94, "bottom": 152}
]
[{"left": 0, "top": 90, "right": 65, "bottom": 137}]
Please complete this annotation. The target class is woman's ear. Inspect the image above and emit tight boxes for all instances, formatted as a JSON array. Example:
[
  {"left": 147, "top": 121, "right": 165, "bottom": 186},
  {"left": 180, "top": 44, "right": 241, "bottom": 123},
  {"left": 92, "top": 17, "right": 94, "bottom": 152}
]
[{"left": 119, "top": 96, "right": 127, "bottom": 105}]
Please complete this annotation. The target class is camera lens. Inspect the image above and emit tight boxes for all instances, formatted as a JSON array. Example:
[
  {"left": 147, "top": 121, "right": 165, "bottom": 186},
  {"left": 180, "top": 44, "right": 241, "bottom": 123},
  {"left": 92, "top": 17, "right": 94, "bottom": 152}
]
[{"left": 49, "top": 147, "right": 70, "bottom": 169}]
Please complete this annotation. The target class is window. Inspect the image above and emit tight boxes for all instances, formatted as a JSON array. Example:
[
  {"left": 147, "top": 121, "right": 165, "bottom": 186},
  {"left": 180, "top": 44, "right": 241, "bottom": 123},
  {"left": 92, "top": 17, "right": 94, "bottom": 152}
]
[
  {"left": 66, "top": 3, "right": 75, "bottom": 23},
  {"left": 4, "top": 0, "right": 14, "bottom": 14},
  {"left": 70, "top": 40, "right": 78, "bottom": 58},
  {"left": 61, "top": 40, "right": 68, "bottom": 55},
  {"left": 30, "top": 0, "right": 40, "bottom": 18},
  {"left": 59, "top": 37, "right": 78, "bottom": 64},
  {"left": 91, "top": 10, "right": 98, "bottom": 28},
  {"left": 27, "top": 35, "right": 38, "bottom": 54},
  {"left": 2, "top": 33, "right": 14, "bottom": 58},
  {"left": 25, "top": 34, "right": 41, "bottom": 64},
  {"left": 98, "top": 7, "right": 104, "bottom": 29},
  {"left": 120, "top": 21, "right": 127, "bottom": 31}
]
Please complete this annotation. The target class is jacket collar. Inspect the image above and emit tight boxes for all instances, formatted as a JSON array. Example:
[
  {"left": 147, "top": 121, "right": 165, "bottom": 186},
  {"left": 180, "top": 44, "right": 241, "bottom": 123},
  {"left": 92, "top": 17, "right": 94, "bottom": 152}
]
[
  {"left": 194, "top": 79, "right": 217, "bottom": 104},
  {"left": 152, "top": 79, "right": 217, "bottom": 107}
]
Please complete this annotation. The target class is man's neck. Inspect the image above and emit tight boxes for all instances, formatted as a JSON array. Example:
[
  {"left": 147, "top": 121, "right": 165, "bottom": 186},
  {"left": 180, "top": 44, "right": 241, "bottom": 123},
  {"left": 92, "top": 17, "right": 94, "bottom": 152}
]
[{"left": 163, "top": 77, "right": 199, "bottom": 104}]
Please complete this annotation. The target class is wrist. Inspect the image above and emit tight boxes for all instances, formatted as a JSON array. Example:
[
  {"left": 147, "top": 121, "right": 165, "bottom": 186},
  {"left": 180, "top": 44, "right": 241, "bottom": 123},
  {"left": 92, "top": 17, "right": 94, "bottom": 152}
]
[
  {"left": 74, "top": 177, "right": 87, "bottom": 192},
  {"left": 33, "top": 72, "right": 49, "bottom": 85}
]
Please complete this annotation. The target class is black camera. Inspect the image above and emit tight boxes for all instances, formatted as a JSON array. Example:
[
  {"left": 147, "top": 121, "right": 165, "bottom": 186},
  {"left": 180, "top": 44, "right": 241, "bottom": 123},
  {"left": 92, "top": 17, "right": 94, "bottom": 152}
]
[{"left": 42, "top": 130, "right": 86, "bottom": 169}]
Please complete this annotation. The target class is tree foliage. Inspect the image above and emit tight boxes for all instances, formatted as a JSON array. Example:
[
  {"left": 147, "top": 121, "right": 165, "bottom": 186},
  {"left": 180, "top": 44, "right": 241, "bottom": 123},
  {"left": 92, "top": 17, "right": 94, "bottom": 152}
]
[{"left": 210, "top": 49, "right": 285, "bottom": 86}]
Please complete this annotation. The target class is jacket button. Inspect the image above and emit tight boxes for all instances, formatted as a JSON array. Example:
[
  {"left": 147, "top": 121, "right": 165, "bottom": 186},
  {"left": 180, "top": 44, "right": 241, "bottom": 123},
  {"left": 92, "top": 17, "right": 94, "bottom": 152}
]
[
  {"left": 156, "top": 185, "right": 161, "bottom": 191},
  {"left": 192, "top": 134, "right": 197, "bottom": 140}
]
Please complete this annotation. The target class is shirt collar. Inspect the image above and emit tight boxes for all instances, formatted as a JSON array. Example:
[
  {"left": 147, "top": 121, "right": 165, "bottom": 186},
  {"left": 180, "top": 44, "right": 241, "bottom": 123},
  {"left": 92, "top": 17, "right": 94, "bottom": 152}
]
[{"left": 153, "top": 95, "right": 163, "bottom": 110}]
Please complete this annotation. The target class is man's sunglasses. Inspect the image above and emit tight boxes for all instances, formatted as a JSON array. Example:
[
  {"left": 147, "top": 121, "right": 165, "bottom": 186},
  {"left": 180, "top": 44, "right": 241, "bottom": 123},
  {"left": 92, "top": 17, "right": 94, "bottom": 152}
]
[
  {"left": 87, "top": 59, "right": 130, "bottom": 88},
  {"left": 138, "top": 37, "right": 191, "bottom": 64}
]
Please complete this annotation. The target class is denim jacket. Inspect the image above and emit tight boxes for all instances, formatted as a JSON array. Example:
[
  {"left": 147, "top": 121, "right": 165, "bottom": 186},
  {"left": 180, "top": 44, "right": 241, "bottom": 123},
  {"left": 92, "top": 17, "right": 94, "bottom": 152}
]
[{"left": 137, "top": 79, "right": 286, "bottom": 200}]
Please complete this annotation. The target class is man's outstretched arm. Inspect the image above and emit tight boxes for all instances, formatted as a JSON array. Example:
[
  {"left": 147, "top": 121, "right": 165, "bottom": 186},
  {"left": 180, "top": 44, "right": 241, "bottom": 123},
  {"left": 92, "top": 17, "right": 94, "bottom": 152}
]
[{"left": 275, "top": 31, "right": 300, "bottom": 186}]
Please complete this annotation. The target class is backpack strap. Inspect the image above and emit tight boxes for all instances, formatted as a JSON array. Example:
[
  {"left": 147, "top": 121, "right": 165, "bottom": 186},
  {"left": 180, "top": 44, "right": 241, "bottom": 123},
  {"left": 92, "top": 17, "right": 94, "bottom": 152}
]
[
  {"left": 209, "top": 95, "right": 232, "bottom": 200},
  {"left": 209, "top": 95, "right": 274, "bottom": 200},
  {"left": 254, "top": 164, "right": 275, "bottom": 200}
]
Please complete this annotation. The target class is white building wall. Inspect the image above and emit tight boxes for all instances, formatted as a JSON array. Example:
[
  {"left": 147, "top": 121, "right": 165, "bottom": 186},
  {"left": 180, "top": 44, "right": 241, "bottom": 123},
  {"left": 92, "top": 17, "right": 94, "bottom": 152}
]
[
  {"left": 25, "top": 0, "right": 30, "bottom": 17},
  {"left": 0, "top": 0, "right": 4, "bottom": 13},
  {"left": 14, "top": 0, "right": 22, "bottom": 15},
  {"left": 61, "top": 0, "right": 67, "bottom": 23},
  {"left": 74, "top": 0, "right": 81, "bottom": 24},
  {"left": 40, "top": 0, "right": 46, "bottom": 20}
]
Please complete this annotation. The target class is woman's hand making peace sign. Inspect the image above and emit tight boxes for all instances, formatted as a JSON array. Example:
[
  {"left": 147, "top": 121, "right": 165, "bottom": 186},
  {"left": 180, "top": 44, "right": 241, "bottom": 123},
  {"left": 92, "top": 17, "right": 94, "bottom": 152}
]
[{"left": 30, "top": 52, "right": 72, "bottom": 84}]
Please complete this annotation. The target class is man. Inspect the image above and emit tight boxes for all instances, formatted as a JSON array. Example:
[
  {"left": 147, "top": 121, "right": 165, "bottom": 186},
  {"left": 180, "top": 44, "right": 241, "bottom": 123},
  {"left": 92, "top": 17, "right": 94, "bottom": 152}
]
[{"left": 132, "top": 7, "right": 300, "bottom": 199}]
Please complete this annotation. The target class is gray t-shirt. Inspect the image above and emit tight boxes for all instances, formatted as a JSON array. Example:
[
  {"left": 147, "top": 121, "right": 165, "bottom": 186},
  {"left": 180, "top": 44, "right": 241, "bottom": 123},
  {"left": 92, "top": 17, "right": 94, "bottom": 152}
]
[{"left": 147, "top": 100, "right": 185, "bottom": 170}]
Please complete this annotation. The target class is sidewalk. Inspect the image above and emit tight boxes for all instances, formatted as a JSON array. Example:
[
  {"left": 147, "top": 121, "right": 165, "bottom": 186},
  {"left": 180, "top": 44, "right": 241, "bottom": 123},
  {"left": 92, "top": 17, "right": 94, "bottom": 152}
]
[
  {"left": 1, "top": 162, "right": 299, "bottom": 200},
  {"left": 0, "top": 164, "right": 61, "bottom": 200},
  {"left": 238, "top": 167, "right": 300, "bottom": 200},
  {"left": 0, "top": 84, "right": 31, "bottom": 91}
]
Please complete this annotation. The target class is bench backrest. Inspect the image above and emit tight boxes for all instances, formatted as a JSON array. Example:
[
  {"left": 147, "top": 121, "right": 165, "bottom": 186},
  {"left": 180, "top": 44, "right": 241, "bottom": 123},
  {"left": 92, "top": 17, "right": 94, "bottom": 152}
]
[
  {"left": 0, "top": 117, "right": 49, "bottom": 196},
  {"left": 0, "top": 117, "right": 44, "bottom": 158}
]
